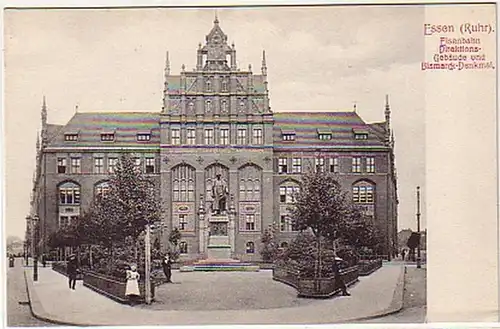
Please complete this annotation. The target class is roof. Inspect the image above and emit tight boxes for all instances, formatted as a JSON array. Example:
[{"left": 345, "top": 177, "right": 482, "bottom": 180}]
[
  {"left": 273, "top": 112, "right": 387, "bottom": 150},
  {"left": 47, "top": 112, "right": 161, "bottom": 148}
]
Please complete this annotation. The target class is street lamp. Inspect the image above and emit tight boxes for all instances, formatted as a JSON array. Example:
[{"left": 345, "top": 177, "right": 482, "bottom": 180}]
[
  {"left": 416, "top": 186, "right": 421, "bottom": 269},
  {"left": 144, "top": 221, "right": 153, "bottom": 305},
  {"left": 25, "top": 216, "right": 30, "bottom": 266},
  {"left": 32, "top": 215, "right": 40, "bottom": 281}
]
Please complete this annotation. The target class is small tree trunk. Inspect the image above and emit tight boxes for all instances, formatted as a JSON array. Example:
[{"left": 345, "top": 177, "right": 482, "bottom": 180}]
[{"left": 89, "top": 245, "right": 93, "bottom": 268}]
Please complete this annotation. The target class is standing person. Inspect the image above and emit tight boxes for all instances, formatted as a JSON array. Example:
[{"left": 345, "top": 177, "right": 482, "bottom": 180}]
[
  {"left": 162, "top": 254, "right": 172, "bottom": 283},
  {"left": 41, "top": 254, "right": 47, "bottom": 267},
  {"left": 401, "top": 249, "right": 406, "bottom": 261},
  {"left": 67, "top": 254, "right": 78, "bottom": 290},
  {"left": 332, "top": 257, "right": 350, "bottom": 296},
  {"left": 125, "top": 265, "right": 141, "bottom": 306}
]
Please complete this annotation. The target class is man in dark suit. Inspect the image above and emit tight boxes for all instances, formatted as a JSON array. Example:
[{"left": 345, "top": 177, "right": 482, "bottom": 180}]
[
  {"left": 162, "top": 254, "right": 172, "bottom": 283},
  {"left": 332, "top": 257, "right": 350, "bottom": 296},
  {"left": 67, "top": 254, "right": 78, "bottom": 290}
]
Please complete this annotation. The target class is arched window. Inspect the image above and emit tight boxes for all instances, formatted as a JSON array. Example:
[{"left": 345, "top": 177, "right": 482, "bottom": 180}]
[
  {"left": 58, "top": 182, "right": 81, "bottom": 205},
  {"left": 246, "top": 241, "right": 255, "bottom": 254},
  {"left": 205, "top": 99, "right": 212, "bottom": 112},
  {"left": 95, "top": 181, "right": 110, "bottom": 199},
  {"left": 188, "top": 101, "right": 195, "bottom": 113},
  {"left": 238, "top": 164, "right": 262, "bottom": 201},
  {"left": 352, "top": 181, "right": 375, "bottom": 204},
  {"left": 179, "top": 241, "right": 188, "bottom": 254},
  {"left": 172, "top": 165, "right": 195, "bottom": 202},
  {"left": 206, "top": 78, "right": 212, "bottom": 92}
]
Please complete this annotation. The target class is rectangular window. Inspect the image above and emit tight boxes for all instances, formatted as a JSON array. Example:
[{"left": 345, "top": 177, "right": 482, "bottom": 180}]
[
  {"left": 354, "top": 133, "right": 368, "bottom": 140},
  {"left": 282, "top": 134, "right": 295, "bottom": 141},
  {"left": 315, "top": 158, "right": 325, "bottom": 172},
  {"left": 133, "top": 158, "right": 142, "bottom": 172},
  {"left": 64, "top": 134, "right": 78, "bottom": 142},
  {"left": 204, "top": 129, "right": 214, "bottom": 145},
  {"left": 94, "top": 158, "right": 104, "bottom": 174},
  {"left": 279, "top": 186, "right": 287, "bottom": 203},
  {"left": 59, "top": 216, "right": 69, "bottom": 228},
  {"left": 352, "top": 157, "right": 362, "bottom": 173},
  {"left": 292, "top": 158, "right": 302, "bottom": 173},
  {"left": 145, "top": 158, "right": 155, "bottom": 174},
  {"left": 108, "top": 158, "right": 118, "bottom": 174},
  {"left": 245, "top": 214, "right": 256, "bottom": 231},
  {"left": 278, "top": 158, "right": 288, "bottom": 174},
  {"left": 179, "top": 214, "right": 188, "bottom": 231},
  {"left": 220, "top": 128, "right": 229, "bottom": 145},
  {"left": 366, "top": 157, "right": 375, "bottom": 173},
  {"left": 186, "top": 129, "right": 196, "bottom": 145},
  {"left": 70, "top": 158, "right": 81, "bottom": 174},
  {"left": 57, "top": 158, "right": 67, "bottom": 174},
  {"left": 318, "top": 134, "right": 332, "bottom": 140},
  {"left": 253, "top": 128, "right": 263, "bottom": 144},
  {"left": 100, "top": 133, "right": 115, "bottom": 142},
  {"left": 280, "top": 215, "right": 298, "bottom": 232},
  {"left": 137, "top": 133, "right": 151, "bottom": 141},
  {"left": 237, "top": 128, "right": 247, "bottom": 145},
  {"left": 171, "top": 129, "right": 181, "bottom": 145},
  {"left": 330, "top": 158, "right": 339, "bottom": 173},
  {"left": 280, "top": 186, "right": 299, "bottom": 203}
]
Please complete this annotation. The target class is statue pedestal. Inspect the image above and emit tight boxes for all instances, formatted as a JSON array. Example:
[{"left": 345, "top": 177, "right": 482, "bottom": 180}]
[{"left": 206, "top": 214, "right": 232, "bottom": 259}]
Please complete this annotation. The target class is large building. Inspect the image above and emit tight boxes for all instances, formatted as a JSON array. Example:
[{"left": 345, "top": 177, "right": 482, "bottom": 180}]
[{"left": 30, "top": 17, "right": 398, "bottom": 261}]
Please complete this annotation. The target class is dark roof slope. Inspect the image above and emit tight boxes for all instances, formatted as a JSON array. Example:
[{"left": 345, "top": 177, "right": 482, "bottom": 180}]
[
  {"left": 273, "top": 112, "right": 387, "bottom": 149},
  {"left": 47, "top": 112, "right": 161, "bottom": 148}
]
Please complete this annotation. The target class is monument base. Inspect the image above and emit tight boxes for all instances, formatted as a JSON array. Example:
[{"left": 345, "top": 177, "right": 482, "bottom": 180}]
[{"left": 180, "top": 257, "right": 260, "bottom": 272}]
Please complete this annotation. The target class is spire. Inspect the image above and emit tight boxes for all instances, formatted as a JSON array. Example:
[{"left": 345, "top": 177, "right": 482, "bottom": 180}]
[
  {"left": 385, "top": 94, "right": 391, "bottom": 144},
  {"left": 41, "top": 96, "right": 47, "bottom": 127},
  {"left": 165, "top": 51, "right": 170, "bottom": 76},
  {"left": 261, "top": 50, "right": 267, "bottom": 75},
  {"left": 41, "top": 96, "right": 48, "bottom": 147},
  {"left": 214, "top": 10, "right": 219, "bottom": 25},
  {"left": 353, "top": 101, "right": 357, "bottom": 112}
]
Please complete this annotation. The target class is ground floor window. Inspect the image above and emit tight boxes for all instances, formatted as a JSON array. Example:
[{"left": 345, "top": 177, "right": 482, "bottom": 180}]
[
  {"left": 246, "top": 241, "right": 255, "bottom": 254},
  {"left": 179, "top": 241, "right": 188, "bottom": 254}
]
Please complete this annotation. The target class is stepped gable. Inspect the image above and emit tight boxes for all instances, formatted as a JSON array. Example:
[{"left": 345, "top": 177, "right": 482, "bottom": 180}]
[
  {"left": 46, "top": 112, "right": 161, "bottom": 148},
  {"left": 273, "top": 111, "right": 387, "bottom": 149}
]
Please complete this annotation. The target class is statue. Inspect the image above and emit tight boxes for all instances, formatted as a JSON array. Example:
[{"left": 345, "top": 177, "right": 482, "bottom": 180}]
[{"left": 211, "top": 174, "right": 228, "bottom": 215}]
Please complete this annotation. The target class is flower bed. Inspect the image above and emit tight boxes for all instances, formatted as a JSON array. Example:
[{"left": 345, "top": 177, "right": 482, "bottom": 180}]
[
  {"left": 82, "top": 271, "right": 157, "bottom": 304},
  {"left": 358, "top": 259, "right": 382, "bottom": 276},
  {"left": 273, "top": 265, "right": 359, "bottom": 298},
  {"left": 51, "top": 261, "right": 83, "bottom": 280}
]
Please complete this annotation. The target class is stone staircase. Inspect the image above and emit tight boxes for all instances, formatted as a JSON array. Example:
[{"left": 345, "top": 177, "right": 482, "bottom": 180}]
[{"left": 180, "top": 258, "right": 260, "bottom": 272}]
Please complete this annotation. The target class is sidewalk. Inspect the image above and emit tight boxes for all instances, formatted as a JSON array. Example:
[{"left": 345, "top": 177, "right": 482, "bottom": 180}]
[{"left": 24, "top": 262, "right": 404, "bottom": 326}]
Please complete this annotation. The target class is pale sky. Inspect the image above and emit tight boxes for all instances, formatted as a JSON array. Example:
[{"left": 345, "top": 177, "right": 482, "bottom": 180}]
[{"left": 4, "top": 5, "right": 425, "bottom": 239}]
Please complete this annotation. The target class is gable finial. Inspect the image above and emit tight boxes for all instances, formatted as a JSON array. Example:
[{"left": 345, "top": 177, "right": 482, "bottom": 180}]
[
  {"left": 165, "top": 51, "right": 170, "bottom": 76},
  {"left": 214, "top": 10, "right": 219, "bottom": 24},
  {"left": 353, "top": 101, "right": 357, "bottom": 112},
  {"left": 261, "top": 50, "right": 267, "bottom": 75}
]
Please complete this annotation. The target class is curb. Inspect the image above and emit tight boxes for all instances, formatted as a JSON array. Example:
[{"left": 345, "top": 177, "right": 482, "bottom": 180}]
[
  {"left": 23, "top": 269, "right": 103, "bottom": 327},
  {"left": 23, "top": 265, "right": 406, "bottom": 326},
  {"left": 344, "top": 264, "right": 406, "bottom": 323}
]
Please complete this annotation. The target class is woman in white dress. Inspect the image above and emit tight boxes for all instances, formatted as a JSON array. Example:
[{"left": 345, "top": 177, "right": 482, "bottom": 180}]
[{"left": 125, "top": 264, "right": 140, "bottom": 305}]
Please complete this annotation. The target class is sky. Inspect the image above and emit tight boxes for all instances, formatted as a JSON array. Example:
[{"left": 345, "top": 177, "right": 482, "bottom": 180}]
[{"left": 4, "top": 5, "right": 425, "bottom": 239}]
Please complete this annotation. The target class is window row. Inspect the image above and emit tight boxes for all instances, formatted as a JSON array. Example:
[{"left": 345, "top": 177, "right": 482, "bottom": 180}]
[
  {"left": 57, "top": 157, "right": 156, "bottom": 175},
  {"left": 277, "top": 157, "right": 376, "bottom": 174},
  {"left": 280, "top": 130, "right": 370, "bottom": 142},
  {"left": 170, "top": 127, "right": 263, "bottom": 145},
  {"left": 64, "top": 132, "right": 152, "bottom": 143}
]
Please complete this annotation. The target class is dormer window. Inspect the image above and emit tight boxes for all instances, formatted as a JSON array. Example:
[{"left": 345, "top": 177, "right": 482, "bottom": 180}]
[
  {"left": 317, "top": 129, "right": 332, "bottom": 140},
  {"left": 137, "top": 132, "right": 151, "bottom": 142},
  {"left": 281, "top": 129, "right": 296, "bottom": 141},
  {"left": 64, "top": 133, "right": 79, "bottom": 142},
  {"left": 101, "top": 132, "right": 115, "bottom": 142},
  {"left": 353, "top": 129, "right": 369, "bottom": 140}
]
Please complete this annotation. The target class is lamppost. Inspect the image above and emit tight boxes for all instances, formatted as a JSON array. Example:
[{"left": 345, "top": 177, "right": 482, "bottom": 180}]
[
  {"left": 25, "top": 216, "right": 30, "bottom": 266},
  {"left": 144, "top": 221, "right": 152, "bottom": 305},
  {"left": 32, "top": 215, "right": 40, "bottom": 281},
  {"left": 416, "top": 186, "right": 421, "bottom": 269}
]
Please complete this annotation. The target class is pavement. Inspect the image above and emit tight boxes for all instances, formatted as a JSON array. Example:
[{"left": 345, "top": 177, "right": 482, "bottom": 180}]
[{"left": 23, "top": 260, "right": 406, "bottom": 326}]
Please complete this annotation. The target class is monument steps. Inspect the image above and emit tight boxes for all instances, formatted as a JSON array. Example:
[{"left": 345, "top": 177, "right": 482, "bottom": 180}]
[{"left": 180, "top": 258, "right": 260, "bottom": 272}]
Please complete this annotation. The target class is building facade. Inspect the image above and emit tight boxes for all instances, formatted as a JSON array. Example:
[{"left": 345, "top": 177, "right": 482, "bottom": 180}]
[{"left": 30, "top": 17, "right": 399, "bottom": 261}]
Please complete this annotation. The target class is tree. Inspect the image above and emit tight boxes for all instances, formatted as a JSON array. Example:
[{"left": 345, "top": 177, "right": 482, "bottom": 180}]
[
  {"left": 82, "top": 154, "right": 162, "bottom": 276},
  {"left": 291, "top": 170, "right": 356, "bottom": 278},
  {"left": 407, "top": 232, "right": 420, "bottom": 261},
  {"left": 260, "top": 226, "right": 279, "bottom": 263}
]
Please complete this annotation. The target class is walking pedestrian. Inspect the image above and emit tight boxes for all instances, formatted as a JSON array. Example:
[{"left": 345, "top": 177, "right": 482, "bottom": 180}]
[
  {"left": 332, "top": 257, "right": 350, "bottom": 296},
  {"left": 125, "top": 265, "right": 141, "bottom": 306},
  {"left": 41, "top": 254, "right": 46, "bottom": 267},
  {"left": 162, "top": 254, "right": 172, "bottom": 283},
  {"left": 67, "top": 254, "right": 78, "bottom": 290}
]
